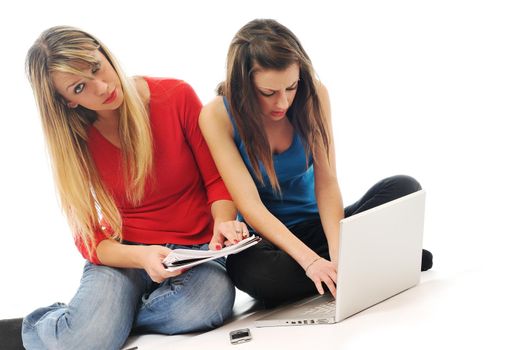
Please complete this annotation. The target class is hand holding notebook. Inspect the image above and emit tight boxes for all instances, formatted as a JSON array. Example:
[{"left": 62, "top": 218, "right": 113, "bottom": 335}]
[{"left": 162, "top": 235, "right": 261, "bottom": 272}]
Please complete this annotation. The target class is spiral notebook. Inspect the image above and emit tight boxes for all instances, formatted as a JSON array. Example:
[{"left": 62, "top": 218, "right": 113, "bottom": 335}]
[{"left": 162, "top": 235, "right": 261, "bottom": 272}]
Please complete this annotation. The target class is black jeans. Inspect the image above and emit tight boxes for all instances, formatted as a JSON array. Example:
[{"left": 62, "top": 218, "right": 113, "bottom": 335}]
[{"left": 226, "top": 175, "right": 422, "bottom": 303}]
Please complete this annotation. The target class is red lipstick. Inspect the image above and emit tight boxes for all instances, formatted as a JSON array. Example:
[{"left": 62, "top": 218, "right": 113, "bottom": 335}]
[{"left": 103, "top": 89, "right": 117, "bottom": 104}]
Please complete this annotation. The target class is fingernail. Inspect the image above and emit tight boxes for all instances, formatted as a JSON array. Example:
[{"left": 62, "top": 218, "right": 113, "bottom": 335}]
[{"left": 215, "top": 244, "right": 221, "bottom": 250}]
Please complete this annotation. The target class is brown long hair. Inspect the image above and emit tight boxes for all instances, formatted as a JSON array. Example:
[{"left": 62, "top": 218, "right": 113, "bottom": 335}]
[
  {"left": 26, "top": 26, "right": 153, "bottom": 258},
  {"left": 218, "top": 19, "right": 330, "bottom": 192}
]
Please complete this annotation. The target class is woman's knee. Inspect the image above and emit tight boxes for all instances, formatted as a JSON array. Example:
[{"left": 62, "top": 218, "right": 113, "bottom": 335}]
[
  {"left": 227, "top": 250, "right": 273, "bottom": 296},
  {"left": 386, "top": 174, "right": 422, "bottom": 197},
  {"left": 193, "top": 261, "right": 235, "bottom": 325},
  {"left": 139, "top": 261, "right": 235, "bottom": 334}
]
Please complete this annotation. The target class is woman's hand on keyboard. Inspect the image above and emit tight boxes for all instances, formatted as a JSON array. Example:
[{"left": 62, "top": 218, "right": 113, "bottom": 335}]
[{"left": 305, "top": 257, "right": 337, "bottom": 298}]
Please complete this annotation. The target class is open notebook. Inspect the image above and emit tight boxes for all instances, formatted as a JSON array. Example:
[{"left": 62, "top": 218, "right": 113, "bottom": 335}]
[{"left": 162, "top": 235, "right": 261, "bottom": 272}]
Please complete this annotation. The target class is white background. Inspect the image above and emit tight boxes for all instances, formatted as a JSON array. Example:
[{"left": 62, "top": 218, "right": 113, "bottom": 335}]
[{"left": 1, "top": 0, "right": 526, "bottom": 324}]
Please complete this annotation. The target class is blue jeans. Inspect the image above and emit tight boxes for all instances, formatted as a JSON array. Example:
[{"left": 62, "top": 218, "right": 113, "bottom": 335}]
[{"left": 22, "top": 244, "right": 235, "bottom": 350}]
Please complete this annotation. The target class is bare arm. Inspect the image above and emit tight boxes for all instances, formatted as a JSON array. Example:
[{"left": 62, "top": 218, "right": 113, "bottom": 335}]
[
  {"left": 313, "top": 83, "right": 344, "bottom": 263},
  {"left": 199, "top": 98, "right": 320, "bottom": 269},
  {"left": 96, "top": 239, "right": 183, "bottom": 283},
  {"left": 199, "top": 98, "right": 336, "bottom": 296}
]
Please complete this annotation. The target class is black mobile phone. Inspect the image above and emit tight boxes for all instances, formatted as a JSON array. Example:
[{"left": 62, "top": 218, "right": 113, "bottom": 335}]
[{"left": 229, "top": 328, "right": 252, "bottom": 345}]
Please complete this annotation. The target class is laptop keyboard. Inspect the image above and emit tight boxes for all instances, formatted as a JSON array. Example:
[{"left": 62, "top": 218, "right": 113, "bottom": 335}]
[{"left": 301, "top": 299, "right": 336, "bottom": 316}]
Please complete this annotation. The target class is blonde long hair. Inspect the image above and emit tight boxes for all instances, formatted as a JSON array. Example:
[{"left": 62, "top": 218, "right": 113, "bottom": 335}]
[
  {"left": 217, "top": 19, "right": 330, "bottom": 192},
  {"left": 26, "top": 26, "right": 153, "bottom": 258}
]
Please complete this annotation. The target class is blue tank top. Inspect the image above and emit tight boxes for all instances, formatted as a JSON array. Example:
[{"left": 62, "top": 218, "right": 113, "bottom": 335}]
[{"left": 223, "top": 97, "right": 319, "bottom": 227}]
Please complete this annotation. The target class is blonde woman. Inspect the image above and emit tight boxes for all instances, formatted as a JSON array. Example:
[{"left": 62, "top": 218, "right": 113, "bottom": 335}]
[
  {"left": 21, "top": 26, "right": 247, "bottom": 349},
  {"left": 200, "top": 19, "right": 433, "bottom": 305}
]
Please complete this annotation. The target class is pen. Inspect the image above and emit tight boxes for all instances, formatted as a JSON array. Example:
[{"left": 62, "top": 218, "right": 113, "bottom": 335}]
[{"left": 124, "top": 347, "right": 138, "bottom": 350}]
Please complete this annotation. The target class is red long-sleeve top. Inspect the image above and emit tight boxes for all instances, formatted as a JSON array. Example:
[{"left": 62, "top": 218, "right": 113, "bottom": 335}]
[{"left": 75, "top": 78, "right": 231, "bottom": 264}]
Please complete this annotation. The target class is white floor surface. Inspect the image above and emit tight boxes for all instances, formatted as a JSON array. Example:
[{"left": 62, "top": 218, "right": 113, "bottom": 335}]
[{"left": 122, "top": 255, "right": 527, "bottom": 350}]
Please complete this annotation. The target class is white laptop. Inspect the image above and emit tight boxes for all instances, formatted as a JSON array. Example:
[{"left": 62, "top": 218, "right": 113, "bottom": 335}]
[{"left": 255, "top": 190, "right": 426, "bottom": 327}]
